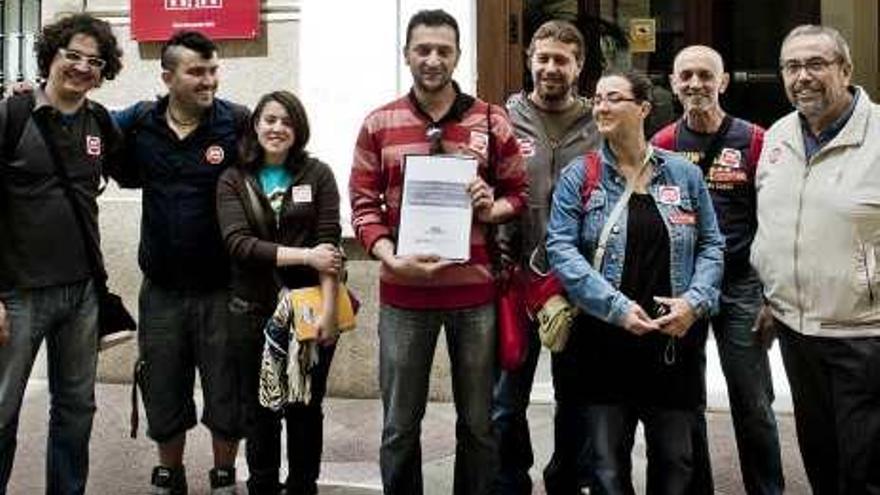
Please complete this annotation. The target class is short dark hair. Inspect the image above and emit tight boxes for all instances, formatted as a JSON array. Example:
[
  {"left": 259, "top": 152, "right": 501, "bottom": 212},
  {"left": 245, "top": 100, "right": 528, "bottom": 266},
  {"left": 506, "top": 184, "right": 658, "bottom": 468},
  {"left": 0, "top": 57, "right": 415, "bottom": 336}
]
[
  {"left": 527, "top": 20, "right": 586, "bottom": 67},
  {"left": 602, "top": 69, "right": 654, "bottom": 102},
  {"left": 239, "top": 91, "right": 311, "bottom": 170},
  {"left": 161, "top": 30, "right": 217, "bottom": 71},
  {"left": 405, "top": 9, "right": 460, "bottom": 51},
  {"left": 35, "top": 13, "right": 123, "bottom": 81}
]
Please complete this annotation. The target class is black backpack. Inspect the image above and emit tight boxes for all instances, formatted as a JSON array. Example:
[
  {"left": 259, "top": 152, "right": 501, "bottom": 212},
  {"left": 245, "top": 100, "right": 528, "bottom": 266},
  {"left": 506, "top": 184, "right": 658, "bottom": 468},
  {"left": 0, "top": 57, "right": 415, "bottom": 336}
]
[{"left": 1, "top": 93, "right": 120, "bottom": 191}]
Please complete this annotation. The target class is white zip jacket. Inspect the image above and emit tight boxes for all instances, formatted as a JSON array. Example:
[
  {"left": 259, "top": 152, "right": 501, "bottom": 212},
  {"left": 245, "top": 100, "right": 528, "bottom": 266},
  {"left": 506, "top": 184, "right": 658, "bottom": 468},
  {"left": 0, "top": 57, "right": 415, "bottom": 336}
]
[{"left": 752, "top": 87, "right": 880, "bottom": 337}]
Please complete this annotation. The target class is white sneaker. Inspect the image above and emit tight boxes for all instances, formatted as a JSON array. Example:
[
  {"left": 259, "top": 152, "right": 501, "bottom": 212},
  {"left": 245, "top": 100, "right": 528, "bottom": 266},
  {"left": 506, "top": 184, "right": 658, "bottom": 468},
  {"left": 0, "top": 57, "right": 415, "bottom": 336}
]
[{"left": 98, "top": 329, "right": 136, "bottom": 351}]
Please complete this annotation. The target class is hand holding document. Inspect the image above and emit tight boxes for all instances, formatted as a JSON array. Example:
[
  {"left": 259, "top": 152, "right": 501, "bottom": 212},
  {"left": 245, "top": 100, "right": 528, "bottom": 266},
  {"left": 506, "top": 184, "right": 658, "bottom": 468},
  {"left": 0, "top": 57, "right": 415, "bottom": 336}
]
[{"left": 396, "top": 154, "right": 477, "bottom": 261}]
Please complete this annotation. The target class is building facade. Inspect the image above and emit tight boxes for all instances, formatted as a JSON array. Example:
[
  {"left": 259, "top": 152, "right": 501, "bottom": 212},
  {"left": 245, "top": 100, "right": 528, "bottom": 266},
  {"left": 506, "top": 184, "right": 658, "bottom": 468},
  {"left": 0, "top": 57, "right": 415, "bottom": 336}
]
[{"left": 26, "top": 0, "right": 880, "bottom": 399}]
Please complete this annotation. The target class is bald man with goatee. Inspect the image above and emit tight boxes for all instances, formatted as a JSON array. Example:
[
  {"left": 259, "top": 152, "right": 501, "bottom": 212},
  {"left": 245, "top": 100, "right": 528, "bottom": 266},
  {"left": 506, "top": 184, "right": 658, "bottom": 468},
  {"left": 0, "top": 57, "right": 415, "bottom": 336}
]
[{"left": 652, "top": 45, "right": 784, "bottom": 495}]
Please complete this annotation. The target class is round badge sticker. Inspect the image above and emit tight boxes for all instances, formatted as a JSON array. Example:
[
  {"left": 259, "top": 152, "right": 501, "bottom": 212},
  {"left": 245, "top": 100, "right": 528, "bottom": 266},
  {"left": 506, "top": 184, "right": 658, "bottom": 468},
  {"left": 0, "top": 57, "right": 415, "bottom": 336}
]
[{"left": 205, "top": 145, "right": 225, "bottom": 165}]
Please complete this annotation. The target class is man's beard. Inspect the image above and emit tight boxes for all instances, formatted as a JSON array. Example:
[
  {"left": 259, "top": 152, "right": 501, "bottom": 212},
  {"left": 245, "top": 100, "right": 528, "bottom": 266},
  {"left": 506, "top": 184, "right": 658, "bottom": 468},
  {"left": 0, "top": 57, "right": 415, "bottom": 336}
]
[{"left": 537, "top": 79, "right": 570, "bottom": 102}]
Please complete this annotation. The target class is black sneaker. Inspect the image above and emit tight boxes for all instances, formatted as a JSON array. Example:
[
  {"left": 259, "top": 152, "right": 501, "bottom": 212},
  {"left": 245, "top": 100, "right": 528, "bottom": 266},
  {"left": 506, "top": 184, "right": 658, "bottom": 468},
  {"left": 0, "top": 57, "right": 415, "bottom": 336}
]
[
  {"left": 150, "top": 465, "right": 187, "bottom": 495},
  {"left": 209, "top": 466, "right": 237, "bottom": 494}
]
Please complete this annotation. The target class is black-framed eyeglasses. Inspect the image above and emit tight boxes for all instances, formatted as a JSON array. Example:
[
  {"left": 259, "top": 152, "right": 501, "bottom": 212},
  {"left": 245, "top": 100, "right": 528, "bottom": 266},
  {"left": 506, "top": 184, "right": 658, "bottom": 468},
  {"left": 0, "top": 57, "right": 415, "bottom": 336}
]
[
  {"left": 589, "top": 94, "right": 639, "bottom": 106},
  {"left": 425, "top": 123, "right": 443, "bottom": 154},
  {"left": 779, "top": 57, "right": 840, "bottom": 77},
  {"left": 58, "top": 48, "right": 107, "bottom": 70}
]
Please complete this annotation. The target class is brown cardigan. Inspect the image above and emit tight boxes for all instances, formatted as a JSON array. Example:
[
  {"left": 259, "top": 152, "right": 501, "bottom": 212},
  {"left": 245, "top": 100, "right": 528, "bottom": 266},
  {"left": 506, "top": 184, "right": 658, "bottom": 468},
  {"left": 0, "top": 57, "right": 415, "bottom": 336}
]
[{"left": 216, "top": 156, "right": 341, "bottom": 312}]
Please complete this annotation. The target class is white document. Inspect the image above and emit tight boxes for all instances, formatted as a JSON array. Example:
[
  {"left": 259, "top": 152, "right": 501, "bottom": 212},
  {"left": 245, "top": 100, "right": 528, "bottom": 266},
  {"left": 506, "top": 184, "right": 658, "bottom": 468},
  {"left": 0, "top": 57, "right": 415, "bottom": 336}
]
[{"left": 396, "top": 154, "right": 477, "bottom": 261}]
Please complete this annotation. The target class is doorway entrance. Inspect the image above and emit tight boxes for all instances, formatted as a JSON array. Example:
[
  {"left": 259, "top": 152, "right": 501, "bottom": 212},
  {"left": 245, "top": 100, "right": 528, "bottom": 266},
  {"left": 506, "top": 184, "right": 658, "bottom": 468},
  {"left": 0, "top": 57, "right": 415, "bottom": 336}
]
[{"left": 477, "top": 0, "right": 822, "bottom": 130}]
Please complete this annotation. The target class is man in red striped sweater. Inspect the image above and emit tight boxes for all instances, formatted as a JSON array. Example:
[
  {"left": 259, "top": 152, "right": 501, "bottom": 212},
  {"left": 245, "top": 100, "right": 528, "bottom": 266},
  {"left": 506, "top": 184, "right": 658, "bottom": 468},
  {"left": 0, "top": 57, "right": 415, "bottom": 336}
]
[{"left": 349, "top": 9, "right": 527, "bottom": 495}]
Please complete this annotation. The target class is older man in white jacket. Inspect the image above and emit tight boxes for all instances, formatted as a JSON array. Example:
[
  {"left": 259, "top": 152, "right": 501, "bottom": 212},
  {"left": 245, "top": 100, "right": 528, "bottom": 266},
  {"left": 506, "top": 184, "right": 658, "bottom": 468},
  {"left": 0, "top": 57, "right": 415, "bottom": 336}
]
[{"left": 751, "top": 24, "right": 880, "bottom": 494}]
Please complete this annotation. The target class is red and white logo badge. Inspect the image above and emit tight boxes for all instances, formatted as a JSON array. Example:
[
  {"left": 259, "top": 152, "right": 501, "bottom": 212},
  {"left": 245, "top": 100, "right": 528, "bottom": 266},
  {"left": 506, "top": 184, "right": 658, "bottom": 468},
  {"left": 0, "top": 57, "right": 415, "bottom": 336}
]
[
  {"left": 768, "top": 147, "right": 782, "bottom": 164},
  {"left": 658, "top": 185, "right": 681, "bottom": 205},
  {"left": 205, "top": 145, "right": 225, "bottom": 165},
  {"left": 670, "top": 211, "right": 697, "bottom": 225},
  {"left": 468, "top": 131, "right": 489, "bottom": 155},
  {"left": 516, "top": 137, "right": 536, "bottom": 157},
  {"left": 85, "top": 135, "right": 102, "bottom": 157},
  {"left": 718, "top": 148, "right": 742, "bottom": 168}
]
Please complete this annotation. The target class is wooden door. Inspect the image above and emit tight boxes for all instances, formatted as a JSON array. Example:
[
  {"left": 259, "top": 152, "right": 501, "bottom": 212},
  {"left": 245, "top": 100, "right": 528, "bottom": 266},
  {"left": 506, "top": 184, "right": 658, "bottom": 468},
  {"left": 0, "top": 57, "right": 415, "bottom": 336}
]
[{"left": 476, "top": 0, "right": 524, "bottom": 104}]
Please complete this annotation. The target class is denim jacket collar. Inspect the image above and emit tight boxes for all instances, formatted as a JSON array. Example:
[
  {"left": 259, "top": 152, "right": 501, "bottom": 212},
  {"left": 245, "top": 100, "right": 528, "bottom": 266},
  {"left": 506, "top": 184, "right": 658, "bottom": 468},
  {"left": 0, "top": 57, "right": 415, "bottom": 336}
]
[{"left": 599, "top": 139, "right": 667, "bottom": 184}]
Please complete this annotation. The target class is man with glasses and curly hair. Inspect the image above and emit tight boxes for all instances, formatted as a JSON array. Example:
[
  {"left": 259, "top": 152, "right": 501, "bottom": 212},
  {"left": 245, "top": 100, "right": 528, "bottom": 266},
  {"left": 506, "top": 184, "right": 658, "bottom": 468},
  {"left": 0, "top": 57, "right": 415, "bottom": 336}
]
[
  {"left": 0, "top": 13, "right": 123, "bottom": 494},
  {"left": 752, "top": 24, "right": 880, "bottom": 494}
]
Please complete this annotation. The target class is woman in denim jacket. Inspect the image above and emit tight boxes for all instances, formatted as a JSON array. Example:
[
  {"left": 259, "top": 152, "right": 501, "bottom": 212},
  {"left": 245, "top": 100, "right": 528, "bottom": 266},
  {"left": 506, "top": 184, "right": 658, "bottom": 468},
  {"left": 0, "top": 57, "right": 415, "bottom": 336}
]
[{"left": 546, "top": 70, "right": 724, "bottom": 494}]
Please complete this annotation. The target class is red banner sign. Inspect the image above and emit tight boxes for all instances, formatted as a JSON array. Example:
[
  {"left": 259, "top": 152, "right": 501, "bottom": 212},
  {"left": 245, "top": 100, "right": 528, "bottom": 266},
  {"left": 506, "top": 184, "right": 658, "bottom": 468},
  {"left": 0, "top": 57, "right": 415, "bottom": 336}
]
[{"left": 131, "top": 0, "right": 260, "bottom": 41}]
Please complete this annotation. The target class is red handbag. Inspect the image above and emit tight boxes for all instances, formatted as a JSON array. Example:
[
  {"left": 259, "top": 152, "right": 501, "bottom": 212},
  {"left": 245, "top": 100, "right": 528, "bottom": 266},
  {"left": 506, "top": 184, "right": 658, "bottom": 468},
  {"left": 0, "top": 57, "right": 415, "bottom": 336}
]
[{"left": 496, "top": 267, "right": 529, "bottom": 371}]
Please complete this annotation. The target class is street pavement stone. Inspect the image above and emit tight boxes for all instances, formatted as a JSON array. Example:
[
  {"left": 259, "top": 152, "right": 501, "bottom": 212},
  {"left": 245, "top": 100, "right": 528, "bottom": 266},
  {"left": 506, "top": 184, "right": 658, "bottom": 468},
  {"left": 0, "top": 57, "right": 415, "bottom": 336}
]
[{"left": 9, "top": 381, "right": 808, "bottom": 494}]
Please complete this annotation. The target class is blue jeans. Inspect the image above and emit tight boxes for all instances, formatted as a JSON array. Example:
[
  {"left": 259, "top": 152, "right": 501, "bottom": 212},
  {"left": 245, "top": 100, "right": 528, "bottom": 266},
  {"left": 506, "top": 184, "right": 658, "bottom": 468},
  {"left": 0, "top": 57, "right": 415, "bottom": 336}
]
[
  {"left": 587, "top": 404, "right": 698, "bottom": 495},
  {"left": 0, "top": 280, "right": 98, "bottom": 495},
  {"left": 694, "top": 269, "right": 783, "bottom": 495},
  {"left": 379, "top": 303, "right": 498, "bottom": 495}
]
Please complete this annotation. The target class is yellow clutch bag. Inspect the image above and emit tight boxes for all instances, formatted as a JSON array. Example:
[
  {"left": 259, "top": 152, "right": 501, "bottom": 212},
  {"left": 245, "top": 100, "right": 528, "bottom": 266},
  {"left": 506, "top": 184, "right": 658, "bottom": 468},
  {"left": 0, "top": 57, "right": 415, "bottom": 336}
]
[{"left": 288, "top": 285, "right": 358, "bottom": 341}]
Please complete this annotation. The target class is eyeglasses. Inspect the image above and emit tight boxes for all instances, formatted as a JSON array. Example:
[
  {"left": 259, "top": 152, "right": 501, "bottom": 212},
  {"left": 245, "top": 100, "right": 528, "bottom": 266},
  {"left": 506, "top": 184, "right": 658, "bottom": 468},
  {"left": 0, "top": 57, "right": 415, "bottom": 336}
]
[
  {"left": 590, "top": 94, "right": 639, "bottom": 106},
  {"left": 780, "top": 57, "right": 840, "bottom": 77},
  {"left": 58, "top": 48, "right": 107, "bottom": 70}
]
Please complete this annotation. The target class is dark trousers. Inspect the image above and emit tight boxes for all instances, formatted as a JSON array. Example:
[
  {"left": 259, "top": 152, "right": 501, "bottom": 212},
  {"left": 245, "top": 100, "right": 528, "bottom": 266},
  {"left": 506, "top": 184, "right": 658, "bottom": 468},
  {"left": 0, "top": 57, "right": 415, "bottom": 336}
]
[
  {"left": 777, "top": 321, "right": 880, "bottom": 495},
  {"left": 246, "top": 344, "right": 336, "bottom": 495},
  {"left": 543, "top": 398, "right": 593, "bottom": 495},
  {"left": 586, "top": 404, "right": 698, "bottom": 495}
]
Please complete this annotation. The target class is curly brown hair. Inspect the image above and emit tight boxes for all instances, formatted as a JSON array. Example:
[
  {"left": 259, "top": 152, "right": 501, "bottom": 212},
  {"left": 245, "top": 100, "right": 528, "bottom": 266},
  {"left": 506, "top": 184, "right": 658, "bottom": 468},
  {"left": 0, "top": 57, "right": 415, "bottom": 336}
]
[{"left": 35, "top": 13, "right": 123, "bottom": 81}]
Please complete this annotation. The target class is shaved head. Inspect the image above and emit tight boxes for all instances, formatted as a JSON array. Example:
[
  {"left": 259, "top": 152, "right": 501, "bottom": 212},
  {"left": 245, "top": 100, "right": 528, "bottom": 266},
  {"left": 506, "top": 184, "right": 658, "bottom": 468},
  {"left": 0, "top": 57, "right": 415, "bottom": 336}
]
[
  {"left": 673, "top": 45, "right": 725, "bottom": 74},
  {"left": 669, "top": 44, "right": 729, "bottom": 126}
]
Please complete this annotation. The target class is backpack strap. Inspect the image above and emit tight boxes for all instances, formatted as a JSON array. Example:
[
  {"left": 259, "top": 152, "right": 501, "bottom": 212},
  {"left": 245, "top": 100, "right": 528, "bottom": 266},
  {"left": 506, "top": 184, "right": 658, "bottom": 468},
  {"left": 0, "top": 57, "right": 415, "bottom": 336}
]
[
  {"left": 747, "top": 123, "right": 764, "bottom": 177},
  {"left": 86, "top": 100, "right": 121, "bottom": 193},
  {"left": 230, "top": 102, "right": 251, "bottom": 136},
  {"left": 581, "top": 150, "right": 602, "bottom": 206},
  {"left": 3, "top": 94, "right": 36, "bottom": 161},
  {"left": 651, "top": 121, "right": 679, "bottom": 151}
]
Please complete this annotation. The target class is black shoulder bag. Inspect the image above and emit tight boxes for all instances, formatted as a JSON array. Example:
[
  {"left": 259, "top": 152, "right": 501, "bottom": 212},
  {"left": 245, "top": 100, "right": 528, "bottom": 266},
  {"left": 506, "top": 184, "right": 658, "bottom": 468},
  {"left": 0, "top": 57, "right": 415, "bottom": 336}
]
[{"left": 28, "top": 101, "right": 136, "bottom": 340}]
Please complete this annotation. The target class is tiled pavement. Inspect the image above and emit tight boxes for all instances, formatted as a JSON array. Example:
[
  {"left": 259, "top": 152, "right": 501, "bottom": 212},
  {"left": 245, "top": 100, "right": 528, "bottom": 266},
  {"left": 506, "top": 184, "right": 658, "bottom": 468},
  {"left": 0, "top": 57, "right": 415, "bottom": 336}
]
[{"left": 10, "top": 380, "right": 809, "bottom": 494}]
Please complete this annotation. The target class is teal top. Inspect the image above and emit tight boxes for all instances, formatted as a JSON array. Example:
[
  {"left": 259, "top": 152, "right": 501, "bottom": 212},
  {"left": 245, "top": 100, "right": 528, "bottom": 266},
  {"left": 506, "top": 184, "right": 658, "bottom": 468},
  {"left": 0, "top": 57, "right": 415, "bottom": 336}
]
[{"left": 259, "top": 164, "right": 293, "bottom": 215}]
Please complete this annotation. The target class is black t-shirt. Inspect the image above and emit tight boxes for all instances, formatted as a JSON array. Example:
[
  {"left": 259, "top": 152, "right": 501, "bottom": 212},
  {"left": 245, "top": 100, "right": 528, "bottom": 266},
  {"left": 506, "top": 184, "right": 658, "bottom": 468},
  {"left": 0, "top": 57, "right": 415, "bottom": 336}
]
[
  {"left": 621, "top": 193, "right": 671, "bottom": 310},
  {"left": 557, "top": 194, "right": 708, "bottom": 410},
  {"left": 0, "top": 97, "right": 120, "bottom": 290}
]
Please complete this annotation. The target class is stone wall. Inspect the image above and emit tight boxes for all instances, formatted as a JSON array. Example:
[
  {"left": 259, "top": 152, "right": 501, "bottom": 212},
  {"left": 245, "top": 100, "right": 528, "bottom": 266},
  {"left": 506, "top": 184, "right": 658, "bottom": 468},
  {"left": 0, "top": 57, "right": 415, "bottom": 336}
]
[
  {"left": 36, "top": 0, "right": 457, "bottom": 401},
  {"left": 95, "top": 194, "right": 454, "bottom": 401}
]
